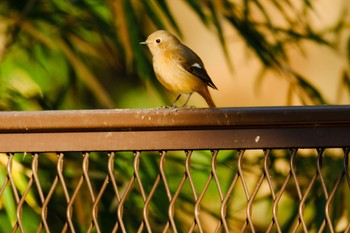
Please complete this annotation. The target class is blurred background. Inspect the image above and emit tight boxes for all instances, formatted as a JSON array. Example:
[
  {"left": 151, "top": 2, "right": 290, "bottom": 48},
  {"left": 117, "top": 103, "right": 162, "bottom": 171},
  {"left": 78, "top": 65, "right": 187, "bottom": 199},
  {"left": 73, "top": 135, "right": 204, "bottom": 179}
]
[
  {"left": 0, "top": 0, "right": 349, "bottom": 110},
  {"left": 0, "top": 0, "right": 349, "bottom": 232}
]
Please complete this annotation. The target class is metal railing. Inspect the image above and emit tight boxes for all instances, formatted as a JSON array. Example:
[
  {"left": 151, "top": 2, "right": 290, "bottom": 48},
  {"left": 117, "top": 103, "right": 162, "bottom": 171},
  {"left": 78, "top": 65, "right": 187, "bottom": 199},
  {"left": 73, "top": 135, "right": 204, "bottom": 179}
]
[{"left": 0, "top": 106, "right": 349, "bottom": 232}]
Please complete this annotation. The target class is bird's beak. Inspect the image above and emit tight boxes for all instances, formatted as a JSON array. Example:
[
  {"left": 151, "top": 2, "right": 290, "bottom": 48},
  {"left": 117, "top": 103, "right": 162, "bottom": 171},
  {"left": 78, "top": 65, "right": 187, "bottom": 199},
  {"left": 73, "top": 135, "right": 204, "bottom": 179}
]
[{"left": 140, "top": 41, "right": 148, "bottom": 45}]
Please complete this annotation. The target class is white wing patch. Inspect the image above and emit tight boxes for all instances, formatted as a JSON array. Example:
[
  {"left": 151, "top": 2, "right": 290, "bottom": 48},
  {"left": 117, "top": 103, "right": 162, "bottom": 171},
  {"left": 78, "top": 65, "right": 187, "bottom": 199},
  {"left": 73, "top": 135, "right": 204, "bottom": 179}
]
[{"left": 191, "top": 63, "right": 202, "bottom": 69}]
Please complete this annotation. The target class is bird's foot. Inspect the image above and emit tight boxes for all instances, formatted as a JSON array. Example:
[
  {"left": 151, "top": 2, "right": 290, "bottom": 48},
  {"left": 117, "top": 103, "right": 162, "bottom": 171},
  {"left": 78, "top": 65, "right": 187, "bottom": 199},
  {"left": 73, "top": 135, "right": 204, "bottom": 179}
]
[{"left": 157, "top": 105, "right": 179, "bottom": 112}]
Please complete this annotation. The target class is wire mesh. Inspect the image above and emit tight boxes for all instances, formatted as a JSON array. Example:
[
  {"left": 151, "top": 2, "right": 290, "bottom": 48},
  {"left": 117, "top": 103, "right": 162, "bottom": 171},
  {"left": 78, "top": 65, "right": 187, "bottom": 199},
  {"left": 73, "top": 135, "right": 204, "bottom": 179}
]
[
  {"left": 0, "top": 149, "right": 349, "bottom": 232},
  {"left": 0, "top": 107, "right": 349, "bottom": 232}
]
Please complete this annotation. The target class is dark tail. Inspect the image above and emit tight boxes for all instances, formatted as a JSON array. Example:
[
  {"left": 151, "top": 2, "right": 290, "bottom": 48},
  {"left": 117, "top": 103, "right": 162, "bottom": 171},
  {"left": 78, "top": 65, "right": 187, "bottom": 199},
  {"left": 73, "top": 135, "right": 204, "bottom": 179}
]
[{"left": 198, "top": 87, "right": 216, "bottom": 108}]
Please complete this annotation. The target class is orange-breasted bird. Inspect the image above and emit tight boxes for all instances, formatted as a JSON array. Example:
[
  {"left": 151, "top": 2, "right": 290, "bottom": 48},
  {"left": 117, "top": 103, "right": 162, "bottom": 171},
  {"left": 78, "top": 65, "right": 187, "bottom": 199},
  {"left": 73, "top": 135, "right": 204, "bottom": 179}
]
[{"left": 140, "top": 30, "right": 217, "bottom": 107}]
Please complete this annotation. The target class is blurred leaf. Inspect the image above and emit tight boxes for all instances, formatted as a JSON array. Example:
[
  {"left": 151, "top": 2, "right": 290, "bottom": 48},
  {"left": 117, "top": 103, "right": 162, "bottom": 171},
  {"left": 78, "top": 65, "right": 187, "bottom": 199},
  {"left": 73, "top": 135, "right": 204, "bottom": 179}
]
[
  {"left": 119, "top": 0, "right": 154, "bottom": 81},
  {"left": 0, "top": 163, "right": 16, "bottom": 226},
  {"left": 8, "top": 70, "right": 42, "bottom": 99},
  {"left": 348, "top": 36, "right": 350, "bottom": 63},
  {"left": 225, "top": 14, "right": 284, "bottom": 70},
  {"left": 184, "top": 0, "right": 209, "bottom": 26},
  {"left": 56, "top": 38, "right": 114, "bottom": 108},
  {"left": 293, "top": 72, "right": 326, "bottom": 104},
  {"left": 344, "top": 71, "right": 350, "bottom": 92},
  {"left": 207, "top": 1, "right": 233, "bottom": 71},
  {"left": 337, "top": 71, "right": 350, "bottom": 102},
  {"left": 156, "top": 0, "right": 181, "bottom": 36},
  {"left": 141, "top": 1, "right": 167, "bottom": 31}
]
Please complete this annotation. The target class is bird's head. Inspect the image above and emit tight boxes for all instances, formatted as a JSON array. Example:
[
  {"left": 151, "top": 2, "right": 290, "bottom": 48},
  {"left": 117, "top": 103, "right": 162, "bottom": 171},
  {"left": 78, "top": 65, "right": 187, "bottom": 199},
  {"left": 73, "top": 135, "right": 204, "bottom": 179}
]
[{"left": 140, "top": 30, "right": 180, "bottom": 55}]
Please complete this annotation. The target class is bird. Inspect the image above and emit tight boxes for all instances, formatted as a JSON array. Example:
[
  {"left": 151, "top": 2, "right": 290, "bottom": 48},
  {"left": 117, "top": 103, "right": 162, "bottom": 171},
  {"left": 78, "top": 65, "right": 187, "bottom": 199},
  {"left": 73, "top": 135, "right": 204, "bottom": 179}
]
[{"left": 140, "top": 30, "right": 217, "bottom": 108}]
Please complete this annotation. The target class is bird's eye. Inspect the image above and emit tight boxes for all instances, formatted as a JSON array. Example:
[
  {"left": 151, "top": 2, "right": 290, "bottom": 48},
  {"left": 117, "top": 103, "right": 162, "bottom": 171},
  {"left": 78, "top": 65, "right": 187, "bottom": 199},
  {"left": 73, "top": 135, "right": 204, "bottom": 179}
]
[{"left": 156, "top": 39, "right": 161, "bottom": 43}]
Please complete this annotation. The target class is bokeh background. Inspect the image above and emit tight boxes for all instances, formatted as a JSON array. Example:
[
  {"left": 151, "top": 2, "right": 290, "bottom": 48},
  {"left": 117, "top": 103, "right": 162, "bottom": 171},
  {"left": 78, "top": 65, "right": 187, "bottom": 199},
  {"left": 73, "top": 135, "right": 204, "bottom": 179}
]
[
  {"left": 0, "top": 0, "right": 349, "bottom": 232},
  {"left": 0, "top": 0, "right": 349, "bottom": 110}
]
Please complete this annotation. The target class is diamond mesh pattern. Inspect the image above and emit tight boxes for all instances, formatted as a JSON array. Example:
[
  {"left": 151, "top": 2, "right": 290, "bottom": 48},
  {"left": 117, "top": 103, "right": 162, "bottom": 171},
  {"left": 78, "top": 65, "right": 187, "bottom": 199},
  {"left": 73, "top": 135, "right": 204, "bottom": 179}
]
[{"left": 0, "top": 149, "right": 349, "bottom": 232}]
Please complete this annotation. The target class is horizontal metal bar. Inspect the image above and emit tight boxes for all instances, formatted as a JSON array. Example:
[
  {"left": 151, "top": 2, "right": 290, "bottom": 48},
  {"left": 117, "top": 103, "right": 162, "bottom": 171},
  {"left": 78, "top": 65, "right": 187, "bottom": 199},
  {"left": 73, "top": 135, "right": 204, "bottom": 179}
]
[
  {"left": 0, "top": 127, "right": 349, "bottom": 152},
  {"left": 0, "top": 106, "right": 349, "bottom": 132},
  {"left": 0, "top": 106, "right": 349, "bottom": 152}
]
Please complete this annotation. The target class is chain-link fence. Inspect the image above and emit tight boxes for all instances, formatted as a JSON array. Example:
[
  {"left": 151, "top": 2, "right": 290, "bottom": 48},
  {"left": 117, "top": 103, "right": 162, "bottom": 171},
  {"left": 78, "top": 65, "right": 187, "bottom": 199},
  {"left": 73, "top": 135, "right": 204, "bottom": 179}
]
[{"left": 0, "top": 107, "right": 349, "bottom": 232}]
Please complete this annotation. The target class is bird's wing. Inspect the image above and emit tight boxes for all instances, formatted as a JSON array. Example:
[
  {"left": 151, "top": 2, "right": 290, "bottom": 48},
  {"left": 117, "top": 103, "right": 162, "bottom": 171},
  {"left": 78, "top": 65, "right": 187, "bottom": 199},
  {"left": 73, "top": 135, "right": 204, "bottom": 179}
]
[{"left": 174, "top": 46, "right": 218, "bottom": 90}]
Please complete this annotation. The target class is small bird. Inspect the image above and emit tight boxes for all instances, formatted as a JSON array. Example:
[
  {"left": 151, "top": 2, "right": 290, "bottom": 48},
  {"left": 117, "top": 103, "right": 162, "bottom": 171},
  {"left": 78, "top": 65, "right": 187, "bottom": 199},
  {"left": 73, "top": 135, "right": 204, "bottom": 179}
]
[{"left": 140, "top": 30, "right": 217, "bottom": 108}]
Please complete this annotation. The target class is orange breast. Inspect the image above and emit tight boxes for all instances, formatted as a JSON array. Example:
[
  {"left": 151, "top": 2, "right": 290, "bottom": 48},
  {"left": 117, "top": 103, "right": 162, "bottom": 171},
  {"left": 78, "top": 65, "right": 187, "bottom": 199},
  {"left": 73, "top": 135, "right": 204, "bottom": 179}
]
[{"left": 153, "top": 53, "right": 203, "bottom": 94}]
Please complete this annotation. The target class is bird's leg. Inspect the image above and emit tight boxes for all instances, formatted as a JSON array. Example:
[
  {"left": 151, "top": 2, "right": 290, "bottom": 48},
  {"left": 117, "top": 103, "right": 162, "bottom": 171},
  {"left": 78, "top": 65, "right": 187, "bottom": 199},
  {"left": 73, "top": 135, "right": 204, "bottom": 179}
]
[
  {"left": 170, "top": 94, "right": 182, "bottom": 107},
  {"left": 182, "top": 93, "right": 193, "bottom": 107}
]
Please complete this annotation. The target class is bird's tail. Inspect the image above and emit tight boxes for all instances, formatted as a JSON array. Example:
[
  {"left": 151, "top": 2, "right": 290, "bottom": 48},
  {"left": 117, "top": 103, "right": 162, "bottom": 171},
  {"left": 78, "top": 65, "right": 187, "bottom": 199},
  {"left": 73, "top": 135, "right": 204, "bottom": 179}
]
[{"left": 198, "top": 87, "right": 216, "bottom": 108}]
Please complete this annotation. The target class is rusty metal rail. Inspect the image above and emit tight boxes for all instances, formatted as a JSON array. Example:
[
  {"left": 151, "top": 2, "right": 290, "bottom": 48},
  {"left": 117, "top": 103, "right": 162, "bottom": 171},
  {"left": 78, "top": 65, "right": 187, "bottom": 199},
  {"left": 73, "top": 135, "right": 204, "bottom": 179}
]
[{"left": 0, "top": 106, "right": 349, "bottom": 232}]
